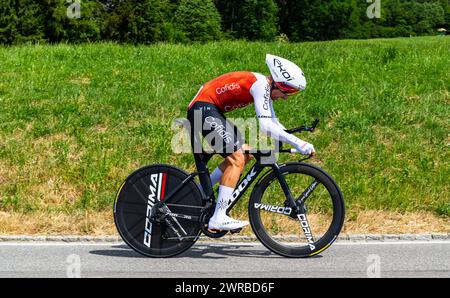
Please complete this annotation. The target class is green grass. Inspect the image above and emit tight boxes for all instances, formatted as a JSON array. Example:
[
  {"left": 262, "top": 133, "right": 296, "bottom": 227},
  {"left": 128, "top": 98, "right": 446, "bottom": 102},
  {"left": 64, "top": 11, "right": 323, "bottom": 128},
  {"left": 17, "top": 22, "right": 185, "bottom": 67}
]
[{"left": 0, "top": 37, "right": 449, "bottom": 219}]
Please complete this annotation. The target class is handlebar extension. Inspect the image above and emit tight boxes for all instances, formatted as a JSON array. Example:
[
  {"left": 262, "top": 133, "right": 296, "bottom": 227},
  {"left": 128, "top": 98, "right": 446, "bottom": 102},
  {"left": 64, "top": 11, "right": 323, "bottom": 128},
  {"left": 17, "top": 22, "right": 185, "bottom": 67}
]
[{"left": 284, "top": 118, "right": 319, "bottom": 134}]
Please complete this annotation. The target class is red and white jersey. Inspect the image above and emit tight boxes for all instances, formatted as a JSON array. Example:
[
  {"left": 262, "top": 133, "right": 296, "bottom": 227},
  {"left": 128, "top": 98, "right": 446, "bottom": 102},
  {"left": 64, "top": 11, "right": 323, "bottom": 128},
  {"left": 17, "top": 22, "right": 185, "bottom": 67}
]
[
  {"left": 188, "top": 71, "right": 260, "bottom": 113},
  {"left": 188, "top": 71, "right": 307, "bottom": 150}
]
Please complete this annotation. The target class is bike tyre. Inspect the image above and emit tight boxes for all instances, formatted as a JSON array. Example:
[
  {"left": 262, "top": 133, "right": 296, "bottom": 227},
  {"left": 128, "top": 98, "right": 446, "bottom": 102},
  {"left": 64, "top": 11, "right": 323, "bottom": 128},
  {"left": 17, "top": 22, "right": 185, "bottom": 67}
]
[
  {"left": 248, "top": 162, "right": 345, "bottom": 258},
  {"left": 114, "top": 164, "right": 204, "bottom": 258}
]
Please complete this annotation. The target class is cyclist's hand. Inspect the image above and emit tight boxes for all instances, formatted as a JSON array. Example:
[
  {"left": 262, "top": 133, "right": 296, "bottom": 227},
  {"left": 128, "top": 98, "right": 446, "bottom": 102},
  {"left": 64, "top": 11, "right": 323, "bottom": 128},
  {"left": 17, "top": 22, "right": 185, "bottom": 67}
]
[
  {"left": 240, "top": 144, "right": 254, "bottom": 161},
  {"left": 295, "top": 142, "right": 315, "bottom": 155}
]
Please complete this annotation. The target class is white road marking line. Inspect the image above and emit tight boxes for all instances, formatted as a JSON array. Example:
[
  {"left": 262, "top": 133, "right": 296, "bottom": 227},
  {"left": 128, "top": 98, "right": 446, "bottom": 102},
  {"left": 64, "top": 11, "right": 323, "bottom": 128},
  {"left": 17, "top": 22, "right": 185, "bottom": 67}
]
[
  {"left": 0, "top": 240, "right": 449, "bottom": 247},
  {"left": 0, "top": 242, "right": 122, "bottom": 246}
]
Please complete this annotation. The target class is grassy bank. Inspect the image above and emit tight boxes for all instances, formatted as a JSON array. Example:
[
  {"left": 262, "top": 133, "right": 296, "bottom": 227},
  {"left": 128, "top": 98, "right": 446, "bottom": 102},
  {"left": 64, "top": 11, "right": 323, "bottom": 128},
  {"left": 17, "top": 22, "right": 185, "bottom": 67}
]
[{"left": 0, "top": 37, "right": 449, "bottom": 234}]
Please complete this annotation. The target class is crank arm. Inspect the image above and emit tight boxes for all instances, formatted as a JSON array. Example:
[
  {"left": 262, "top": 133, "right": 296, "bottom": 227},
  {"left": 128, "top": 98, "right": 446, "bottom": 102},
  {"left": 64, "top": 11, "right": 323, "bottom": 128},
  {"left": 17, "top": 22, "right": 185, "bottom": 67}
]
[
  {"left": 164, "top": 217, "right": 184, "bottom": 241},
  {"left": 161, "top": 205, "right": 188, "bottom": 236}
]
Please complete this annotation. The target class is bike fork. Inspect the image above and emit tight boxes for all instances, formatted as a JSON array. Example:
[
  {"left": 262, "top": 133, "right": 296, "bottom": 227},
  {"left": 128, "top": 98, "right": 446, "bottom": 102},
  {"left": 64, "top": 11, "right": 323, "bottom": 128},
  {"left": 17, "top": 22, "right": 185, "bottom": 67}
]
[
  {"left": 271, "top": 163, "right": 297, "bottom": 210},
  {"left": 272, "top": 164, "right": 316, "bottom": 247}
]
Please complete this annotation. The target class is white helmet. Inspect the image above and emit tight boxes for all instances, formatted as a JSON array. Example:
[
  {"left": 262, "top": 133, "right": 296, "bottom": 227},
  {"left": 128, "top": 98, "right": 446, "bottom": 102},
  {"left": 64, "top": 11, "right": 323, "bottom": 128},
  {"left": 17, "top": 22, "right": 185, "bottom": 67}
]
[{"left": 265, "top": 54, "right": 306, "bottom": 93}]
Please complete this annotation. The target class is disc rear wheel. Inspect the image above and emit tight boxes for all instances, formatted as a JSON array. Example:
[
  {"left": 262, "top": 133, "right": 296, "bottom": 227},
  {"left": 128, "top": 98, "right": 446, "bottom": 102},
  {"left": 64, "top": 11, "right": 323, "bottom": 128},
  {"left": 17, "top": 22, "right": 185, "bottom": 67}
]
[{"left": 114, "top": 164, "right": 204, "bottom": 258}]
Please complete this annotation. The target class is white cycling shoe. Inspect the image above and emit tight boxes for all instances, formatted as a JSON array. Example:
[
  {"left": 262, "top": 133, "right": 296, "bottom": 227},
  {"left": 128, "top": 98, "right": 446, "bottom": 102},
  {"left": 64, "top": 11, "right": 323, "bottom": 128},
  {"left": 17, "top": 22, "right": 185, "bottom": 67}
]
[{"left": 208, "top": 215, "right": 249, "bottom": 231}]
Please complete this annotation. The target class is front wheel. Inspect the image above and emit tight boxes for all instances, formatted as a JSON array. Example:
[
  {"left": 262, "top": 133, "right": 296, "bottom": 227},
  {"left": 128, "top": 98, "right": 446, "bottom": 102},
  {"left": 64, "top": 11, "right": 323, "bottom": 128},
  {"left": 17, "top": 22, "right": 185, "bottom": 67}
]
[{"left": 248, "top": 162, "right": 345, "bottom": 258}]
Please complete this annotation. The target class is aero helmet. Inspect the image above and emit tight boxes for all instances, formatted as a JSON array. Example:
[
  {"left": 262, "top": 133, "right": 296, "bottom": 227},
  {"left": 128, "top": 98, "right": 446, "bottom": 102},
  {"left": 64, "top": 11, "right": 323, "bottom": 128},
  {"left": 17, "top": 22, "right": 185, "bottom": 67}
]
[{"left": 265, "top": 54, "right": 306, "bottom": 94}]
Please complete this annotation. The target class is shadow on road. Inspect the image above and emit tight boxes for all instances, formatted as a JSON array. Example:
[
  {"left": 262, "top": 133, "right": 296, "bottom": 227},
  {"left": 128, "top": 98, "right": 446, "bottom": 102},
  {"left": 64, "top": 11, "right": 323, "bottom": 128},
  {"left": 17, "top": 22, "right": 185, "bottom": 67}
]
[
  {"left": 182, "top": 244, "right": 275, "bottom": 259},
  {"left": 89, "top": 243, "right": 322, "bottom": 260},
  {"left": 89, "top": 244, "right": 146, "bottom": 258}
]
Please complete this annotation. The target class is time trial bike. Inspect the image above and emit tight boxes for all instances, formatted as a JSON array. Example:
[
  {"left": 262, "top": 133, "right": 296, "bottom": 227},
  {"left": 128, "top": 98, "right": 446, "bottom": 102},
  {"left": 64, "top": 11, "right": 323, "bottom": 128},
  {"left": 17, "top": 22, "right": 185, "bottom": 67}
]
[{"left": 114, "top": 119, "right": 345, "bottom": 258}]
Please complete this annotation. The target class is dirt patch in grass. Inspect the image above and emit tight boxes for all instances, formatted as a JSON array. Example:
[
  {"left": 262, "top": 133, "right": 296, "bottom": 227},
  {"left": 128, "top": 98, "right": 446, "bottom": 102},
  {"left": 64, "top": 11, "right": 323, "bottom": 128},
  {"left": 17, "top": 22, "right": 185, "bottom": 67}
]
[
  {"left": 70, "top": 76, "right": 91, "bottom": 85},
  {"left": 0, "top": 160, "right": 16, "bottom": 186},
  {"left": 1, "top": 132, "right": 85, "bottom": 211},
  {"left": 26, "top": 177, "right": 81, "bottom": 207},
  {"left": 0, "top": 210, "right": 115, "bottom": 235},
  {"left": 341, "top": 210, "right": 450, "bottom": 234},
  {"left": 0, "top": 210, "right": 448, "bottom": 236}
]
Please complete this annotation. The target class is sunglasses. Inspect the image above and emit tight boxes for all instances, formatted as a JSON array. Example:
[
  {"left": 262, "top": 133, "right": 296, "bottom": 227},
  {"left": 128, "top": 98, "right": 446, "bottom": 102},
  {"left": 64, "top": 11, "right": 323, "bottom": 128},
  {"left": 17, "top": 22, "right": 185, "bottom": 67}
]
[{"left": 275, "top": 82, "right": 300, "bottom": 95}]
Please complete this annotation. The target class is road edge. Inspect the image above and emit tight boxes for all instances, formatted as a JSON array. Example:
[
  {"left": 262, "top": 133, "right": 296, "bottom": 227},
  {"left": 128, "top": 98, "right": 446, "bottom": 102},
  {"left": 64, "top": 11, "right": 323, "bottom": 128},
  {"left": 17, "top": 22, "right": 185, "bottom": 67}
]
[{"left": 0, "top": 233, "right": 449, "bottom": 243}]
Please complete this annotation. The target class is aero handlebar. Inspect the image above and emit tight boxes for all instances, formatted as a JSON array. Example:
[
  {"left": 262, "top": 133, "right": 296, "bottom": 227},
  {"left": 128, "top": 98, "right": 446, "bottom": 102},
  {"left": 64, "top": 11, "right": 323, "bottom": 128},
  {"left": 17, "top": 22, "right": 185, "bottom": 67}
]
[
  {"left": 243, "top": 119, "right": 320, "bottom": 157},
  {"left": 284, "top": 118, "right": 319, "bottom": 134}
]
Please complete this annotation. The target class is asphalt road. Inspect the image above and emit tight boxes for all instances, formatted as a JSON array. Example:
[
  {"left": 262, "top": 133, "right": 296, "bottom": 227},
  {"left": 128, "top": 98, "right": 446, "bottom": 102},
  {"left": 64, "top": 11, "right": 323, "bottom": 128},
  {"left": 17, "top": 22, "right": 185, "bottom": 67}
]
[{"left": 0, "top": 241, "right": 449, "bottom": 278}]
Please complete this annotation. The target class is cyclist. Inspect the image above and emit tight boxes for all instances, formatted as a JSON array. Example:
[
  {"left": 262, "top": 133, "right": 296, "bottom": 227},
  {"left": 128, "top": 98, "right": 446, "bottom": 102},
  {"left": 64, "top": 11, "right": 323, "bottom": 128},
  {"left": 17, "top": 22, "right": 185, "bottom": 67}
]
[{"left": 187, "top": 54, "right": 315, "bottom": 231}]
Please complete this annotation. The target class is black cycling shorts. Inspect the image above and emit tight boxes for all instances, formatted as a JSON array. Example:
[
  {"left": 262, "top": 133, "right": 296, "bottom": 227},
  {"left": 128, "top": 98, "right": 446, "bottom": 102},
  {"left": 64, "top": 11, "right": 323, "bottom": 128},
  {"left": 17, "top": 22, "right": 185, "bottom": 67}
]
[{"left": 187, "top": 101, "right": 243, "bottom": 157}]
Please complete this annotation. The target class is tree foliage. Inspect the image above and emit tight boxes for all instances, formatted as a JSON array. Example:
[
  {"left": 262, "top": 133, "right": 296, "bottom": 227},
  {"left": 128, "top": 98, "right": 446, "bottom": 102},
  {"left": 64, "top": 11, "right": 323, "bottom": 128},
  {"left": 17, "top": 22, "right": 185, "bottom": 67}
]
[
  {"left": 174, "top": 0, "right": 222, "bottom": 42},
  {"left": 0, "top": 0, "right": 448, "bottom": 44},
  {"left": 0, "top": 0, "right": 45, "bottom": 44},
  {"left": 215, "top": 0, "right": 279, "bottom": 41},
  {"left": 101, "top": 0, "right": 174, "bottom": 44}
]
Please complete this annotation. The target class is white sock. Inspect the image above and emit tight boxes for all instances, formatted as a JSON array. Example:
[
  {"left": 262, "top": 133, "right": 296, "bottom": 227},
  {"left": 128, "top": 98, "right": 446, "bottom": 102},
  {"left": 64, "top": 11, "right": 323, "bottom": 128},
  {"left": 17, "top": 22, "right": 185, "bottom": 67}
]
[
  {"left": 210, "top": 167, "right": 223, "bottom": 187},
  {"left": 212, "top": 185, "right": 234, "bottom": 219},
  {"left": 209, "top": 185, "right": 249, "bottom": 229}
]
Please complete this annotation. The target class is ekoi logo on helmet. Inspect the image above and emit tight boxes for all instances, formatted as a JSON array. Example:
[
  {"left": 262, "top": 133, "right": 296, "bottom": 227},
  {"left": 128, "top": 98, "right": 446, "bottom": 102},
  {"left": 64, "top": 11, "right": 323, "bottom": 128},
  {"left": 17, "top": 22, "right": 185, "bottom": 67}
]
[
  {"left": 273, "top": 58, "right": 294, "bottom": 82},
  {"left": 266, "top": 53, "right": 307, "bottom": 91}
]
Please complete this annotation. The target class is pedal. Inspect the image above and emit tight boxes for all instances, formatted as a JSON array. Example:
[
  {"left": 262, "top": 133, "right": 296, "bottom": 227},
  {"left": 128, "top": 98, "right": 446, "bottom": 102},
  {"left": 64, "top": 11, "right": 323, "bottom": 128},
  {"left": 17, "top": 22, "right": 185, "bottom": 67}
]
[{"left": 230, "top": 228, "right": 242, "bottom": 234}]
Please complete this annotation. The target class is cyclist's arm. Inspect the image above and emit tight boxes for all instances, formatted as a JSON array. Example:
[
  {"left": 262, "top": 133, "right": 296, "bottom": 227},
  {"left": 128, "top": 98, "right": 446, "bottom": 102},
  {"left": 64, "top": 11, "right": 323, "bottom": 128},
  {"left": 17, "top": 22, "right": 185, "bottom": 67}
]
[
  {"left": 250, "top": 73, "right": 308, "bottom": 148},
  {"left": 268, "top": 98, "right": 286, "bottom": 130}
]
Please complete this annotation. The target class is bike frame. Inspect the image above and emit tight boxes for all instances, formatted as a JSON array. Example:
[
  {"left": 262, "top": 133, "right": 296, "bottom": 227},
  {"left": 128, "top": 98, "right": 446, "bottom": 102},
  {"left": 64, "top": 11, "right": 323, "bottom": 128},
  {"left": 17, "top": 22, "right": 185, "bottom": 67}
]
[
  {"left": 158, "top": 119, "right": 320, "bottom": 225},
  {"left": 197, "top": 153, "right": 300, "bottom": 215},
  {"left": 150, "top": 154, "right": 303, "bottom": 242},
  {"left": 160, "top": 150, "right": 304, "bottom": 221}
]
